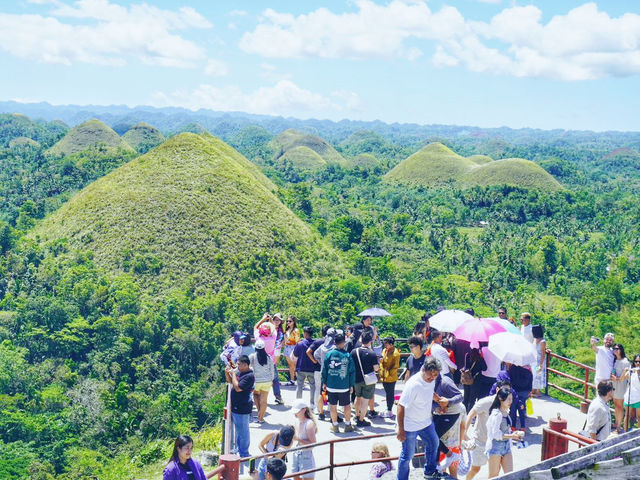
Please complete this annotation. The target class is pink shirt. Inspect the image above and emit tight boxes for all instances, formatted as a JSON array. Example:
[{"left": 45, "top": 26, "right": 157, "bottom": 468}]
[{"left": 255, "top": 327, "right": 277, "bottom": 360}]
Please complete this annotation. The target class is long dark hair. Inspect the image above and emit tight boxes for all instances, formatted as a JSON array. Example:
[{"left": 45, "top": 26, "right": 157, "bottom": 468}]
[
  {"left": 489, "top": 386, "right": 513, "bottom": 414},
  {"left": 169, "top": 434, "right": 193, "bottom": 463},
  {"left": 613, "top": 343, "right": 626, "bottom": 365},
  {"left": 257, "top": 347, "right": 269, "bottom": 366}
]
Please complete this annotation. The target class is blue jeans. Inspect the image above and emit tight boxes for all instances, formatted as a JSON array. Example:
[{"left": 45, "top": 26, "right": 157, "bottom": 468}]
[
  {"left": 397, "top": 422, "right": 439, "bottom": 480},
  {"left": 273, "top": 366, "right": 282, "bottom": 399},
  {"left": 514, "top": 390, "right": 529, "bottom": 428},
  {"left": 232, "top": 413, "right": 250, "bottom": 471}
]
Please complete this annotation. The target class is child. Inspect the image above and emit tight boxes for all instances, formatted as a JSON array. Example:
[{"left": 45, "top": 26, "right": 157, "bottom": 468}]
[{"left": 369, "top": 442, "right": 393, "bottom": 479}]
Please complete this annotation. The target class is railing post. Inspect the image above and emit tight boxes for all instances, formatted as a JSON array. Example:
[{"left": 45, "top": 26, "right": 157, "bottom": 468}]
[
  {"left": 329, "top": 441, "right": 334, "bottom": 480},
  {"left": 581, "top": 367, "right": 590, "bottom": 414},
  {"left": 545, "top": 349, "right": 550, "bottom": 396},
  {"left": 219, "top": 454, "right": 240, "bottom": 480}
]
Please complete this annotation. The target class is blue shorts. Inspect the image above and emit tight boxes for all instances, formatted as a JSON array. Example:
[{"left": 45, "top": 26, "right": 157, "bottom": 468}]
[
  {"left": 488, "top": 439, "right": 511, "bottom": 457},
  {"left": 292, "top": 449, "right": 315, "bottom": 478}
]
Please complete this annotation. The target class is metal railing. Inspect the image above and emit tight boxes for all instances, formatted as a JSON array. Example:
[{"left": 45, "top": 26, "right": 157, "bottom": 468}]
[{"left": 545, "top": 350, "right": 596, "bottom": 411}]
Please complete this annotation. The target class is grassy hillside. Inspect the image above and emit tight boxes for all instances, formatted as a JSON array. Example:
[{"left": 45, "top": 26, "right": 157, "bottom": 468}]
[
  {"left": 468, "top": 154, "right": 493, "bottom": 165},
  {"left": 385, "top": 142, "right": 562, "bottom": 191},
  {"left": 384, "top": 142, "right": 476, "bottom": 185},
  {"left": 32, "top": 133, "right": 340, "bottom": 295},
  {"left": 0, "top": 113, "right": 67, "bottom": 148},
  {"left": 350, "top": 153, "right": 380, "bottom": 168},
  {"left": 278, "top": 145, "right": 327, "bottom": 170},
  {"left": 8, "top": 136, "right": 40, "bottom": 149},
  {"left": 463, "top": 158, "right": 563, "bottom": 190},
  {"left": 47, "top": 119, "right": 134, "bottom": 156},
  {"left": 121, "top": 122, "right": 165, "bottom": 153},
  {"left": 270, "top": 129, "right": 347, "bottom": 167}
]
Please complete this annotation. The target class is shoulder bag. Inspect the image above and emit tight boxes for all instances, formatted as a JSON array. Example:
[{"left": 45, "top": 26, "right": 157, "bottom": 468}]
[{"left": 356, "top": 348, "right": 378, "bottom": 385}]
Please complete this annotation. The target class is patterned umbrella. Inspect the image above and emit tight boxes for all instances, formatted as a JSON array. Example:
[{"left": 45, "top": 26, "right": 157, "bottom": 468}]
[{"left": 484, "top": 317, "right": 522, "bottom": 336}]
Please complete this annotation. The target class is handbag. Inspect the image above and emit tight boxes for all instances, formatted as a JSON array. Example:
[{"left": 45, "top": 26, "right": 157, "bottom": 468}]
[
  {"left": 356, "top": 348, "right": 378, "bottom": 385},
  {"left": 461, "top": 361, "right": 476, "bottom": 386}
]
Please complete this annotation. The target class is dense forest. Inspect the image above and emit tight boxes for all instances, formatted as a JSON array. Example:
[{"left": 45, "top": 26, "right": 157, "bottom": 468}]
[{"left": 1, "top": 109, "right": 640, "bottom": 479}]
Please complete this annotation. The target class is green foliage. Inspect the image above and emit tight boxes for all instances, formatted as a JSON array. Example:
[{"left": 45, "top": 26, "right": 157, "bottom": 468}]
[{"left": 47, "top": 119, "right": 134, "bottom": 156}]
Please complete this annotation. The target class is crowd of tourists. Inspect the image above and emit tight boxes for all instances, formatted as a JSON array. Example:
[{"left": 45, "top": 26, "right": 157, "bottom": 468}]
[{"left": 165, "top": 307, "right": 630, "bottom": 480}]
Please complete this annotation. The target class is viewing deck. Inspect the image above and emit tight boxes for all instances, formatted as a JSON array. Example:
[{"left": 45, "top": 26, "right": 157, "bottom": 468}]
[{"left": 232, "top": 380, "right": 587, "bottom": 480}]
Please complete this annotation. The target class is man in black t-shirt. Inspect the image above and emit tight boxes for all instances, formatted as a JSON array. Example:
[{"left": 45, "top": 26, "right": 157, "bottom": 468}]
[
  {"left": 225, "top": 355, "right": 254, "bottom": 469},
  {"left": 404, "top": 336, "right": 426, "bottom": 381},
  {"left": 351, "top": 331, "right": 379, "bottom": 427}
]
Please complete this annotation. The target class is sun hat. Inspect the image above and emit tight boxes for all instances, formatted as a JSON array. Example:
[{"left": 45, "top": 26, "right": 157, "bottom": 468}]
[
  {"left": 255, "top": 339, "right": 266, "bottom": 350},
  {"left": 292, "top": 399, "right": 308, "bottom": 413}
]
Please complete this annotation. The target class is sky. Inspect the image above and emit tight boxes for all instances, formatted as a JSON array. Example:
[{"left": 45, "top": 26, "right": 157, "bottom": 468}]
[{"left": 1, "top": 0, "right": 640, "bottom": 131}]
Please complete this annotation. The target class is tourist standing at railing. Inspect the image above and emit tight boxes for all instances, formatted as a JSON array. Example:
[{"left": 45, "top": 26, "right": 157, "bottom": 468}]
[
  {"left": 611, "top": 344, "right": 631, "bottom": 434},
  {"left": 220, "top": 331, "right": 242, "bottom": 367},
  {"left": 291, "top": 400, "right": 318, "bottom": 480},
  {"left": 404, "top": 336, "right": 426, "bottom": 382},
  {"left": 531, "top": 325, "right": 546, "bottom": 397},
  {"left": 352, "top": 331, "right": 380, "bottom": 428},
  {"left": 622, "top": 355, "right": 640, "bottom": 430},
  {"left": 486, "top": 387, "right": 524, "bottom": 478},
  {"left": 519, "top": 313, "right": 533, "bottom": 343},
  {"left": 292, "top": 326, "right": 316, "bottom": 410},
  {"left": 585, "top": 380, "right": 614, "bottom": 441},
  {"left": 463, "top": 348, "right": 486, "bottom": 412},
  {"left": 591, "top": 332, "right": 615, "bottom": 387},
  {"left": 163, "top": 435, "right": 207, "bottom": 480},
  {"left": 255, "top": 314, "right": 284, "bottom": 406},
  {"left": 463, "top": 393, "right": 494, "bottom": 480},
  {"left": 430, "top": 329, "right": 457, "bottom": 379},
  {"left": 432, "top": 369, "right": 464, "bottom": 475},
  {"left": 307, "top": 325, "right": 331, "bottom": 419},
  {"left": 507, "top": 364, "right": 532, "bottom": 429},
  {"left": 284, "top": 316, "right": 300, "bottom": 386},
  {"left": 379, "top": 336, "right": 401, "bottom": 419},
  {"left": 355, "top": 315, "right": 379, "bottom": 347},
  {"left": 225, "top": 355, "right": 254, "bottom": 471},
  {"left": 313, "top": 327, "right": 338, "bottom": 420},
  {"left": 256, "top": 425, "right": 295, "bottom": 480},
  {"left": 272, "top": 314, "right": 285, "bottom": 405},
  {"left": 396, "top": 357, "right": 442, "bottom": 480},
  {"left": 240, "top": 333, "right": 255, "bottom": 358},
  {"left": 322, "top": 332, "right": 356, "bottom": 432},
  {"left": 250, "top": 340, "right": 275, "bottom": 423}
]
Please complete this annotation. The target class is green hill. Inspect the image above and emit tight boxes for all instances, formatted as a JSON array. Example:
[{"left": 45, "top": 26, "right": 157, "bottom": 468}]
[
  {"left": 467, "top": 154, "right": 493, "bottom": 165},
  {"left": 47, "top": 119, "right": 134, "bottom": 156},
  {"left": 384, "top": 142, "right": 561, "bottom": 191},
  {"left": 121, "top": 122, "right": 165, "bottom": 153},
  {"left": 349, "top": 153, "right": 380, "bottom": 168},
  {"left": 270, "top": 129, "right": 347, "bottom": 169},
  {"left": 0, "top": 113, "right": 67, "bottom": 147},
  {"left": 278, "top": 146, "right": 327, "bottom": 170},
  {"left": 384, "top": 142, "right": 476, "bottom": 185},
  {"left": 462, "top": 158, "right": 563, "bottom": 190},
  {"left": 32, "top": 133, "right": 340, "bottom": 295},
  {"left": 8, "top": 136, "right": 40, "bottom": 149}
]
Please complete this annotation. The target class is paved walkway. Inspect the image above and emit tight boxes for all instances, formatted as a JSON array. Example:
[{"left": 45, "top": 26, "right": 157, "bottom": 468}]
[{"left": 239, "top": 380, "right": 587, "bottom": 480}]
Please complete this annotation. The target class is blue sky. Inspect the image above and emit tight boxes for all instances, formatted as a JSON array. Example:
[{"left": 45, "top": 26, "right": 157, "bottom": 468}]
[{"left": 1, "top": 0, "right": 639, "bottom": 131}]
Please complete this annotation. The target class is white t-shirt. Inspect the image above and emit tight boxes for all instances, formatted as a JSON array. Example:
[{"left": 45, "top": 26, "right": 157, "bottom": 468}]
[
  {"left": 481, "top": 347, "right": 502, "bottom": 378},
  {"left": 398, "top": 372, "right": 436, "bottom": 432},
  {"left": 521, "top": 324, "right": 533, "bottom": 343},
  {"left": 595, "top": 346, "right": 614, "bottom": 382},
  {"left": 430, "top": 343, "right": 456, "bottom": 376},
  {"left": 470, "top": 395, "right": 494, "bottom": 444}
]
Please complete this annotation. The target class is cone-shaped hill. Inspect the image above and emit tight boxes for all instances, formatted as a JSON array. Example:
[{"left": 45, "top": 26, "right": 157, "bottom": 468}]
[
  {"left": 0, "top": 113, "right": 67, "bottom": 147},
  {"left": 349, "top": 153, "right": 380, "bottom": 169},
  {"left": 122, "top": 122, "right": 165, "bottom": 153},
  {"left": 47, "top": 119, "right": 134, "bottom": 156},
  {"left": 270, "top": 129, "right": 347, "bottom": 170},
  {"left": 384, "top": 142, "right": 562, "bottom": 191},
  {"left": 384, "top": 143, "right": 476, "bottom": 185},
  {"left": 32, "top": 133, "right": 341, "bottom": 295}
]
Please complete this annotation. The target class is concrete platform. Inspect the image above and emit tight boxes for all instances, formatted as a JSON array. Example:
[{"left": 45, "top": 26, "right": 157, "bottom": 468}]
[{"left": 238, "top": 380, "right": 589, "bottom": 480}]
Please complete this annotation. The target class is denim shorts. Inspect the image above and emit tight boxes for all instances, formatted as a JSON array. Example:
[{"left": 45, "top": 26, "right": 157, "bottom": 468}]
[
  {"left": 292, "top": 450, "right": 315, "bottom": 478},
  {"left": 488, "top": 439, "right": 511, "bottom": 457}
]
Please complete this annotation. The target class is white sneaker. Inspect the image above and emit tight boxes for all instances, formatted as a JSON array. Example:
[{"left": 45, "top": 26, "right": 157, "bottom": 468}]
[{"left": 381, "top": 411, "right": 393, "bottom": 418}]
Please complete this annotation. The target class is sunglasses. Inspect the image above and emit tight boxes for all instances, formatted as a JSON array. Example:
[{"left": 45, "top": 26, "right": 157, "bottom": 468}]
[{"left": 635, "top": 361, "right": 640, "bottom": 364}]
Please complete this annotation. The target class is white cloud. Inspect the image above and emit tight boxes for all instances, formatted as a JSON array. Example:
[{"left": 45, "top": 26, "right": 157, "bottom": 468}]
[
  {"left": 0, "top": 0, "right": 211, "bottom": 67},
  {"left": 151, "top": 80, "right": 360, "bottom": 119},
  {"left": 229, "top": 9, "right": 247, "bottom": 17},
  {"left": 240, "top": 1, "right": 640, "bottom": 80},
  {"left": 204, "top": 59, "right": 228, "bottom": 77}
]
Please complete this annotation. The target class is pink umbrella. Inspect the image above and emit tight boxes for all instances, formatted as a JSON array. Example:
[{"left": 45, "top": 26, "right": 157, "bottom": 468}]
[{"left": 452, "top": 317, "right": 507, "bottom": 348}]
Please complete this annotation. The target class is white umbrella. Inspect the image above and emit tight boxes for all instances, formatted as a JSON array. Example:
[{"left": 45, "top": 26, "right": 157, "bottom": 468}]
[
  {"left": 428, "top": 309, "right": 475, "bottom": 333},
  {"left": 488, "top": 332, "right": 537, "bottom": 366},
  {"left": 358, "top": 307, "right": 392, "bottom": 317}
]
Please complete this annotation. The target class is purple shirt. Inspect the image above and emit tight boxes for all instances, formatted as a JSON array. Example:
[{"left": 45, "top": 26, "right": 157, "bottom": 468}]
[{"left": 163, "top": 459, "right": 206, "bottom": 480}]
